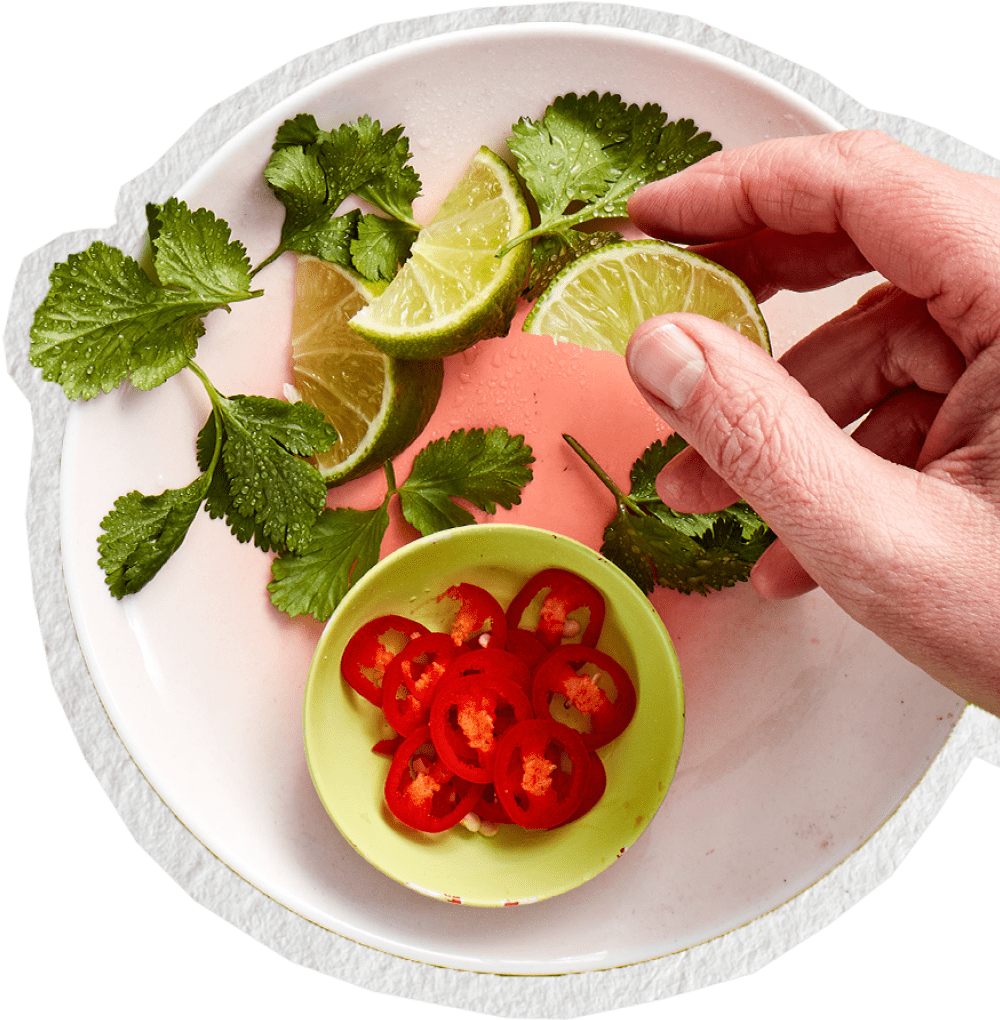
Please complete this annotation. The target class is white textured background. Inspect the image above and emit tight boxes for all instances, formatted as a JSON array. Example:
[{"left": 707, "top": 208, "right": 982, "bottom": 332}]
[{"left": 7, "top": 3, "right": 1000, "bottom": 1015}]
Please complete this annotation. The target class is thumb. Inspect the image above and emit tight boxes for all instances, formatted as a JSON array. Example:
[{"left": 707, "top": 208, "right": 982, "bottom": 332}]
[
  {"left": 624, "top": 313, "right": 895, "bottom": 596},
  {"left": 625, "top": 315, "right": 1000, "bottom": 707}
]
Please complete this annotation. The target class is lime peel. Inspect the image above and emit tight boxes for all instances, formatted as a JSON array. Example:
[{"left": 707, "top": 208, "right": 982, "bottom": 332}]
[
  {"left": 523, "top": 239, "right": 770, "bottom": 355},
  {"left": 290, "top": 256, "right": 443, "bottom": 487},
  {"left": 348, "top": 146, "right": 532, "bottom": 359}
]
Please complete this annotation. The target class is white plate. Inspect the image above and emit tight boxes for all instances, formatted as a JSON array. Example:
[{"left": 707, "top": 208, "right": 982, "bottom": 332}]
[{"left": 60, "top": 23, "right": 964, "bottom": 976}]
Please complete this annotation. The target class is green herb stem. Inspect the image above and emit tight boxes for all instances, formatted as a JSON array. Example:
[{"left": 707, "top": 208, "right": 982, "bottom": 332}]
[
  {"left": 562, "top": 433, "right": 643, "bottom": 515},
  {"left": 250, "top": 246, "right": 286, "bottom": 277},
  {"left": 185, "top": 357, "right": 222, "bottom": 406},
  {"left": 372, "top": 202, "right": 421, "bottom": 233},
  {"left": 499, "top": 208, "right": 604, "bottom": 258},
  {"left": 496, "top": 226, "right": 542, "bottom": 259},
  {"left": 183, "top": 360, "right": 225, "bottom": 480}
]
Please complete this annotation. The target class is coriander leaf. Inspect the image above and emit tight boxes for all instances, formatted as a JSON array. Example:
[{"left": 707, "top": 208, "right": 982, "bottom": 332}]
[
  {"left": 400, "top": 485, "right": 476, "bottom": 533},
  {"left": 197, "top": 409, "right": 277, "bottom": 551},
  {"left": 30, "top": 243, "right": 190, "bottom": 399},
  {"left": 596, "top": 108, "right": 721, "bottom": 220},
  {"left": 263, "top": 141, "right": 340, "bottom": 255},
  {"left": 508, "top": 92, "right": 627, "bottom": 222},
  {"left": 272, "top": 112, "right": 324, "bottom": 149},
  {"left": 151, "top": 198, "right": 258, "bottom": 301},
  {"left": 349, "top": 116, "right": 421, "bottom": 226},
  {"left": 145, "top": 202, "right": 163, "bottom": 247},
  {"left": 262, "top": 136, "right": 365, "bottom": 263},
  {"left": 320, "top": 117, "right": 413, "bottom": 211},
  {"left": 627, "top": 433, "right": 688, "bottom": 502},
  {"left": 707, "top": 514, "right": 775, "bottom": 562},
  {"left": 603, "top": 508, "right": 772, "bottom": 596},
  {"left": 399, "top": 427, "right": 535, "bottom": 536},
  {"left": 632, "top": 114, "right": 722, "bottom": 177},
  {"left": 29, "top": 201, "right": 260, "bottom": 400},
  {"left": 502, "top": 92, "right": 721, "bottom": 255},
  {"left": 261, "top": 114, "right": 421, "bottom": 272},
  {"left": 303, "top": 208, "right": 362, "bottom": 267},
  {"left": 565, "top": 433, "right": 774, "bottom": 595},
  {"left": 273, "top": 198, "right": 361, "bottom": 268},
  {"left": 268, "top": 503, "right": 390, "bottom": 620},
  {"left": 350, "top": 214, "right": 418, "bottom": 281},
  {"left": 627, "top": 436, "right": 719, "bottom": 538},
  {"left": 97, "top": 474, "right": 210, "bottom": 598},
  {"left": 602, "top": 508, "right": 705, "bottom": 594},
  {"left": 206, "top": 394, "right": 337, "bottom": 552}
]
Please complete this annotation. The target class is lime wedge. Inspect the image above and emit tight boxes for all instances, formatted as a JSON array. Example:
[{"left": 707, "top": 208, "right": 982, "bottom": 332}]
[
  {"left": 349, "top": 146, "right": 532, "bottom": 359},
  {"left": 523, "top": 239, "right": 770, "bottom": 354},
  {"left": 290, "top": 256, "right": 443, "bottom": 486}
]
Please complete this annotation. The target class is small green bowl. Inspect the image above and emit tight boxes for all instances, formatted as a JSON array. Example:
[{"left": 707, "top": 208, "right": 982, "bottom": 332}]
[{"left": 303, "top": 524, "right": 684, "bottom": 907}]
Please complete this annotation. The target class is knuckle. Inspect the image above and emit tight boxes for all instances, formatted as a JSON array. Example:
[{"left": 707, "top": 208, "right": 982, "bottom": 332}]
[
  {"left": 693, "top": 378, "right": 837, "bottom": 521},
  {"left": 698, "top": 387, "right": 788, "bottom": 496},
  {"left": 926, "top": 433, "right": 1000, "bottom": 502},
  {"left": 828, "top": 128, "right": 899, "bottom": 163}
]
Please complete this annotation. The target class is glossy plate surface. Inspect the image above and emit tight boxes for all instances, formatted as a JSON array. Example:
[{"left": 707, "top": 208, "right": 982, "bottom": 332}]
[{"left": 60, "top": 23, "right": 964, "bottom": 974}]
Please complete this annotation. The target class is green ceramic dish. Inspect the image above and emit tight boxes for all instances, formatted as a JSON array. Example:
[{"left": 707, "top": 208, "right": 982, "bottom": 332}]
[{"left": 303, "top": 524, "right": 684, "bottom": 907}]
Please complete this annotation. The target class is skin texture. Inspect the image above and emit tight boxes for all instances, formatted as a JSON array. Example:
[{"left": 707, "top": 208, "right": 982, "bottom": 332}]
[{"left": 624, "top": 130, "right": 1000, "bottom": 715}]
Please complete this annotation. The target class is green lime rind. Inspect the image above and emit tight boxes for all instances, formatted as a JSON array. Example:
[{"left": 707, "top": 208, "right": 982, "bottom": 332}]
[
  {"left": 523, "top": 238, "right": 770, "bottom": 356},
  {"left": 348, "top": 147, "right": 533, "bottom": 359},
  {"left": 290, "top": 256, "right": 443, "bottom": 488},
  {"left": 317, "top": 356, "right": 444, "bottom": 486},
  {"left": 349, "top": 258, "right": 528, "bottom": 359}
]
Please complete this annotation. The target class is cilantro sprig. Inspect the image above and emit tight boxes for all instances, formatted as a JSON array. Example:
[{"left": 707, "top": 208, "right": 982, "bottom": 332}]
[
  {"left": 30, "top": 199, "right": 262, "bottom": 399},
  {"left": 28, "top": 110, "right": 541, "bottom": 607},
  {"left": 98, "top": 362, "right": 337, "bottom": 598},
  {"left": 500, "top": 92, "right": 721, "bottom": 291},
  {"left": 31, "top": 197, "right": 341, "bottom": 599},
  {"left": 268, "top": 427, "right": 535, "bottom": 620},
  {"left": 258, "top": 113, "right": 422, "bottom": 280},
  {"left": 564, "top": 434, "right": 774, "bottom": 596}
]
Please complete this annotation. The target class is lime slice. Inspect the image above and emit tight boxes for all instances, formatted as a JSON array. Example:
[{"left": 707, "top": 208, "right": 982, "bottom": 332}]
[
  {"left": 349, "top": 146, "right": 532, "bottom": 359},
  {"left": 290, "top": 256, "right": 443, "bottom": 486},
  {"left": 523, "top": 239, "right": 770, "bottom": 354}
]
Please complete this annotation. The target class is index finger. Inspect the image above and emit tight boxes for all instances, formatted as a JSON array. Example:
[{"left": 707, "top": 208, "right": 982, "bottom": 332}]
[
  {"left": 628, "top": 130, "right": 1000, "bottom": 356},
  {"left": 629, "top": 131, "right": 945, "bottom": 243}
]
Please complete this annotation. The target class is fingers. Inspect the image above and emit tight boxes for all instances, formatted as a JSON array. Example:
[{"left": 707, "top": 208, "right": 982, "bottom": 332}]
[
  {"left": 624, "top": 311, "right": 1000, "bottom": 709},
  {"left": 623, "top": 131, "right": 1000, "bottom": 711},
  {"left": 918, "top": 342, "right": 1000, "bottom": 492},
  {"left": 624, "top": 312, "right": 930, "bottom": 600},
  {"left": 678, "top": 231, "right": 872, "bottom": 303},
  {"left": 780, "top": 283, "right": 966, "bottom": 428},
  {"left": 654, "top": 444, "right": 738, "bottom": 513},
  {"left": 626, "top": 311, "right": 858, "bottom": 515},
  {"left": 652, "top": 283, "right": 964, "bottom": 514},
  {"left": 651, "top": 367, "right": 948, "bottom": 599},
  {"left": 850, "top": 387, "right": 947, "bottom": 467},
  {"left": 746, "top": 386, "right": 945, "bottom": 600},
  {"left": 628, "top": 131, "right": 909, "bottom": 241},
  {"left": 750, "top": 541, "right": 817, "bottom": 600},
  {"left": 655, "top": 381, "right": 947, "bottom": 513},
  {"left": 628, "top": 131, "right": 1000, "bottom": 357}
]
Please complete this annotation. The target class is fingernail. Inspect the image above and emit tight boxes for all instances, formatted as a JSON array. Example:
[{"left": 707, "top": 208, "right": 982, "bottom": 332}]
[{"left": 627, "top": 322, "right": 706, "bottom": 410}]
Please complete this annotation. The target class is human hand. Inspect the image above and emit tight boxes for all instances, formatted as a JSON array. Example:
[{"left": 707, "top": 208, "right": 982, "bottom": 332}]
[{"left": 624, "top": 130, "right": 1000, "bottom": 714}]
